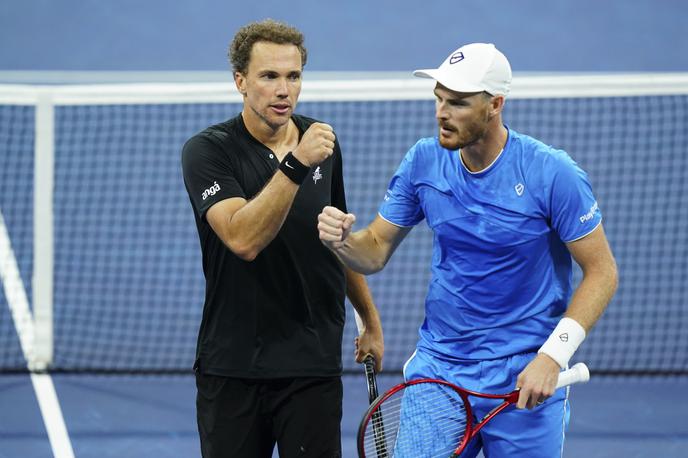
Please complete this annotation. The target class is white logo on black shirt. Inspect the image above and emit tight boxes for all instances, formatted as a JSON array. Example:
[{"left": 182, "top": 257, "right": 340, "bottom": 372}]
[
  {"left": 202, "top": 181, "right": 221, "bottom": 200},
  {"left": 313, "top": 166, "right": 322, "bottom": 184}
]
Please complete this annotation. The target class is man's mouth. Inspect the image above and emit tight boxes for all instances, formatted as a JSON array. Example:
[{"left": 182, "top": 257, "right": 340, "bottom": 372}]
[
  {"left": 439, "top": 124, "right": 456, "bottom": 136},
  {"left": 271, "top": 103, "right": 291, "bottom": 115}
]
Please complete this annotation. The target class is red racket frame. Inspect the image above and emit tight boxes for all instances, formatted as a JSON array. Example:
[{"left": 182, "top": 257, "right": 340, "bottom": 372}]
[{"left": 357, "top": 378, "right": 520, "bottom": 458}]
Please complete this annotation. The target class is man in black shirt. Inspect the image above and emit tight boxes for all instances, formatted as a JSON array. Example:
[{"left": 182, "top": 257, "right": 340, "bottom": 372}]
[{"left": 181, "top": 19, "right": 384, "bottom": 458}]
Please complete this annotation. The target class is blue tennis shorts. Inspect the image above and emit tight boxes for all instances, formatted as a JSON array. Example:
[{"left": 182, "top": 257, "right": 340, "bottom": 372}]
[{"left": 402, "top": 349, "right": 570, "bottom": 458}]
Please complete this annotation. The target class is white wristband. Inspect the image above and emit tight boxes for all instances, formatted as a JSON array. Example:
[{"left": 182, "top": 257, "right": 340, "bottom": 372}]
[{"left": 538, "top": 317, "right": 586, "bottom": 369}]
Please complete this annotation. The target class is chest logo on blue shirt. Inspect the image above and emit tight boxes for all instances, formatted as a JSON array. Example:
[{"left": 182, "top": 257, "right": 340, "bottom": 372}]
[
  {"left": 514, "top": 183, "right": 525, "bottom": 196},
  {"left": 312, "top": 166, "right": 323, "bottom": 184}
]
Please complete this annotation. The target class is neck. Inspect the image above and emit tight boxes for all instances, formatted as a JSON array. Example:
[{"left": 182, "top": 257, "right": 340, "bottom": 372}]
[{"left": 460, "top": 123, "right": 508, "bottom": 173}]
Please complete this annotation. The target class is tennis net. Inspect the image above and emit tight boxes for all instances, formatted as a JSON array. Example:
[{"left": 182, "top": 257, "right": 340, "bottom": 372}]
[{"left": 1, "top": 74, "right": 687, "bottom": 374}]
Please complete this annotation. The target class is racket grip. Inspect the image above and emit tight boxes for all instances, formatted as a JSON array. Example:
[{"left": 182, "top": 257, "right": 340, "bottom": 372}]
[
  {"left": 363, "top": 355, "right": 379, "bottom": 403},
  {"left": 555, "top": 362, "right": 590, "bottom": 389}
]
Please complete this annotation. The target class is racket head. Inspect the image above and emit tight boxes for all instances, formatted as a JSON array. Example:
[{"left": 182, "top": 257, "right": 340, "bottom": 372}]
[{"left": 357, "top": 378, "right": 474, "bottom": 458}]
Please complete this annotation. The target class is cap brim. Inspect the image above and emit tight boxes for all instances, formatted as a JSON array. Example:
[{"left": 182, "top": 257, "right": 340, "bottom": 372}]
[
  {"left": 412, "top": 69, "right": 437, "bottom": 79},
  {"left": 412, "top": 68, "right": 487, "bottom": 94}
]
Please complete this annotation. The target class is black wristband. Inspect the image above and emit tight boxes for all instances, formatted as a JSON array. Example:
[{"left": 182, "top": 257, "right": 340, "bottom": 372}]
[{"left": 278, "top": 151, "right": 310, "bottom": 185}]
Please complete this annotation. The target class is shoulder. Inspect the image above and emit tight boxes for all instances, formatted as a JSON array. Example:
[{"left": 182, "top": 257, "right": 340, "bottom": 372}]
[
  {"left": 182, "top": 117, "right": 241, "bottom": 162},
  {"left": 404, "top": 137, "right": 444, "bottom": 162},
  {"left": 387, "top": 137, "right": 447, "bottom": 183},
  {"left": 189, "top": 116, "right": 240, "bottom": 147},
  {"left": 509, "top": 129, "right": 578, "bottom": 175},
  {"left": 508, "top": 130, "right": 592, "bottom": 208}
]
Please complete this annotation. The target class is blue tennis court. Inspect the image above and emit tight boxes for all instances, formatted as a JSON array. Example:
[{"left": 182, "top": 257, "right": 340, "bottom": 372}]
[{"left": 1, "top": 373, "right": 686, "bottom": 457}]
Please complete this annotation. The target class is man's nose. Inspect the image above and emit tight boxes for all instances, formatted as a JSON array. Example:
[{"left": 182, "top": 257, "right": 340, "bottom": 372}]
[{"left": 275, "top": 78, "right": 288, "bottom": 96}]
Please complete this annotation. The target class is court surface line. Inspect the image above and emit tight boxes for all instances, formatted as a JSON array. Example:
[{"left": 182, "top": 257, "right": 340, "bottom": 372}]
[{"left": 0, "top": 211, "right": 75, "bottom": 458}]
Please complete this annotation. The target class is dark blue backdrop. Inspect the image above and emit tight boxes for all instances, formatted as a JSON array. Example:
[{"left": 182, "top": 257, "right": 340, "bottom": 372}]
[{"left": 1, "top": 0, "right": 686, "bottom": 72}]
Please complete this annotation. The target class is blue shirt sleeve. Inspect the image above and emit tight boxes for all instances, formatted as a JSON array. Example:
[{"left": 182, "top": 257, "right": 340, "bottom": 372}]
[
  {"left": 548, "top": 151, "right": 602, "bottom": 242},
  {"left": 378, "top": 144, "right": 425, "bottom": 227}
]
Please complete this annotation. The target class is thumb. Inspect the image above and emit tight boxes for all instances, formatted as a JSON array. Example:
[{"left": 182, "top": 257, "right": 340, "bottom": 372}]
[{"left": 342, "top": 213, "right": 356, "bottom": 231}]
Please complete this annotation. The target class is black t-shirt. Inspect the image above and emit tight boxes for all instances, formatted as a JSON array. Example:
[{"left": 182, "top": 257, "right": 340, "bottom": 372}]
[{"left": 181, "top": 113, "right": 348, "bottom": 378}]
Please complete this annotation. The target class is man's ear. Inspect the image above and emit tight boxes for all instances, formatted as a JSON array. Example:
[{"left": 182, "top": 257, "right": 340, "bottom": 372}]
[
  {"left": 490, "top": 94, "right": 505, "bottom": 116},
  {"left": 234, "top": 72, "right": 247, "bottom": 96}
]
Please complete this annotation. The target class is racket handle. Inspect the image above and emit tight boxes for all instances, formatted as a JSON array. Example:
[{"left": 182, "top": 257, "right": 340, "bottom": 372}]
[
  {"left": 355, "top": 311, "right": 380, "bottom": 402},
  {"left": 555, "top": 362, "right": 590, "bottom": 389},
  {"left": 363, "top": 355, "right": 379, "bottom": 403}
]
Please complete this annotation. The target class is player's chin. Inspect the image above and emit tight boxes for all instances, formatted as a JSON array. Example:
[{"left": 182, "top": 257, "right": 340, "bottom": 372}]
[
  {"left": 438, "top": 135, "right": 461, "bottom": 151},
  {"left": 265, "top": 109, "right": 292, "bottom": 127}
]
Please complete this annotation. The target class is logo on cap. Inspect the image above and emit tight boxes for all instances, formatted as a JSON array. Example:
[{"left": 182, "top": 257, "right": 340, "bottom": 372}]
[{"left": 449, "top": 52, "right": 464, "bottom": 64}]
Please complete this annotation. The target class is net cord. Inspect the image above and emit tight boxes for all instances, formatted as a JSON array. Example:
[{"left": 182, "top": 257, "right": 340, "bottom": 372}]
[{"left": 0, "top": 73, "right": 688, "bottom": 106}]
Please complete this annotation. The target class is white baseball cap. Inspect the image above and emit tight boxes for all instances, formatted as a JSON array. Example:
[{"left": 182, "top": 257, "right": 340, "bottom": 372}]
[{"left": 413, "top": 43, "right": 512, "bottom": 96}]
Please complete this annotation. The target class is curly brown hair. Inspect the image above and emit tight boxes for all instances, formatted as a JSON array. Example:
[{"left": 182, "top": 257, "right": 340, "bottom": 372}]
[{"left": 229, "top": 19, "right": 308, "bottom": 74}]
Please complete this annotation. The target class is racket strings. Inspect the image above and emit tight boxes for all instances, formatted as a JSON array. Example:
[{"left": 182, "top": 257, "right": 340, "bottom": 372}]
[{"left": 362, "top": 382, "right": 468, "bottom": 457}]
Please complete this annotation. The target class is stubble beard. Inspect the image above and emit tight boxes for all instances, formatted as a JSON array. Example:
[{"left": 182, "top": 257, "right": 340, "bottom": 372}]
[
  {"left": 439, "top": 124, "right": 486, "bottom": 150},
  {"left": 250, "top": 103, "right": 291, "bottom": 133},
  {"left": 439, "top": 109, "right": 492, "bottom": 150}
]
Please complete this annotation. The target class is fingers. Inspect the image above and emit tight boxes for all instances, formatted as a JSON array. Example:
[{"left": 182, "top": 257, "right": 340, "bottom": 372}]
[
  {"left": 354, "top": 349, "right": 383, "bottom": 373},
  {"left": 515, "top": 355, "right": 560, "bottom": 409},
  {"left": 293, "top": 122, "right": 336, "bottom": 166},
  {"left": 318, "top": 206, "right": 355, "bottom": 246},
  {"left": 517, "top": 388, "right": 541, "bottom": 410},
  {"left": 516, "top": 380, "right": 555, "bottom": 409},
  {"left": 354, "top": 335, "right": 384, "bottom": 373}
]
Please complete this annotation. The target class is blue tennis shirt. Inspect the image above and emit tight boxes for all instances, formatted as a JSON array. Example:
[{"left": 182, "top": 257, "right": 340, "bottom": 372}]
[{"left": 378, "top": 127, "right": 601, "bottom": 361}]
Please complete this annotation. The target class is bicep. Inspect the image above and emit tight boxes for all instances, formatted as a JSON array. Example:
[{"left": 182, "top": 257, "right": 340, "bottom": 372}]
[
  {"left": 368, "top": 215, "right": 412, "bottom": 259},
  {"left": 566, "top": 224, "right": 616, "bottom": 275}
]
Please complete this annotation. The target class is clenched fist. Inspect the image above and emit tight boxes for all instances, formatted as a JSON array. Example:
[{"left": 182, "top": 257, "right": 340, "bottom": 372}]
[
  {"left": 318, "top": 206, "right": 356, "bottom": 250},
  {"left": 292, "top": 123, "right": 335, "bottom": 166}
]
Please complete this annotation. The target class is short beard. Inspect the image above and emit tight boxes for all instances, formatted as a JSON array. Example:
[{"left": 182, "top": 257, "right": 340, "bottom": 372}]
[
  {"left": 439, "top": 107, "right": 492, "bottom": 150},
  {"left": 251, "top": 105, "right": 286, "bottom": 132},
  {"left": 439, "top": 124, "right": 487, "bottom": 150}
]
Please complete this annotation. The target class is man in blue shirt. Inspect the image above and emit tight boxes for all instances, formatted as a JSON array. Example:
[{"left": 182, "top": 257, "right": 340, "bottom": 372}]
[{"left": 318, "top": 43, "right": 618, "bottom": 457}]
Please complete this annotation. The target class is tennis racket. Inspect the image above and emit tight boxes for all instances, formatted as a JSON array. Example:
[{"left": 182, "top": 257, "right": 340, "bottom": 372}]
[
  {"left": 358, "top": 362, "right": 590, "bottom": 458},
  {"left": 354, "top": 312, "right": 388, "bottom": 457}
]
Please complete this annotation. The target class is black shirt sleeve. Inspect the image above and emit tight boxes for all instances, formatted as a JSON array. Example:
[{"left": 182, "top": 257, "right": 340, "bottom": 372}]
[{"left": 181, "top": 134, "right": 246, "bottom": 219}]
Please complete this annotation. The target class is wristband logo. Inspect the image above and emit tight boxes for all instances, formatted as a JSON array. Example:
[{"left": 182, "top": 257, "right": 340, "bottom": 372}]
[
  {"left": 202, "top": 181, "right": 221, "bottom": 201},
  {"left": 559, "top": 333, "right": 569, "bottom": 342}
]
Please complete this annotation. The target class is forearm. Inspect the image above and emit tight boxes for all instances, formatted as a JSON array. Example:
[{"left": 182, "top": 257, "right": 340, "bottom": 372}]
[
  {"left": 345, "top": 268, "right": 382, "bottom": 333},
  {"left": 345, "top": 267, "right": 385, "bottom": 371},
  {"left": 564, "top": 263, "right": 618, "bottom": 332},
  {"left": 333, "top": 227, "right": 393, "bottom": 275},
  {"left": 225, "top": 171, "right": 299, "bottom": 260},
  {"left": 538, "top": 252, "right": 618, "bottom": 368}
]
